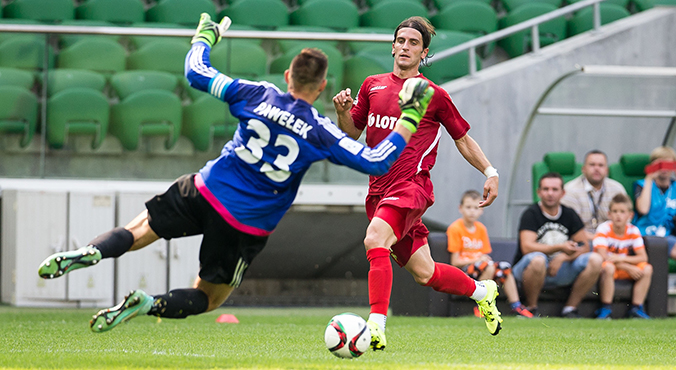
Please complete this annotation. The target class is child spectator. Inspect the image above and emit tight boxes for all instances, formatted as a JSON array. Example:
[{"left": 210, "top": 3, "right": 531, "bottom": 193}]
[
  {"left": 594, "top": 194, "right": 652, "bottom": 319},
  {"left": 447, "top": 190, "right": 533, "bottom": 318}
]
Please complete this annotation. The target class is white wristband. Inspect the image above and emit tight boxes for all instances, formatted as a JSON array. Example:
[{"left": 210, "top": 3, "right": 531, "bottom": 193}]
[{"left": 483, "top": 166, "right": 499, "bottom": 178}]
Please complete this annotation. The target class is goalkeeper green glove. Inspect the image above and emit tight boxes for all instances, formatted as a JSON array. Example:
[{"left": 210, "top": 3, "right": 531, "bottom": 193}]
[
  {"left": 397, "top": 77, "right": 434, "bottom": 134},
  {"left": 191, "top": 13, "right": 232, "bottom": 47}
]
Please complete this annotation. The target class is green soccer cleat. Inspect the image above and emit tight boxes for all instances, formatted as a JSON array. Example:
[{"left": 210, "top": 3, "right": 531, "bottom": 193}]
[
  {"left": 366, "top": 320, "right": 387, "bottom": 351},
  {"left": 38, "top": 246, "right": 102, "bottom": 279},
  {"left": 476, "top": 280, "right": 503, "bottom": 336},
  {"left": 90, "top": 290, "right": 153, "bottom": 333}
]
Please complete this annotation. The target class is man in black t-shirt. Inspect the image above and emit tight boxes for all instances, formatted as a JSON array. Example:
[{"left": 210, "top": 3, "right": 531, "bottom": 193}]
[{"left": 513, "top": 172, "right": 603, "bottom": 318}]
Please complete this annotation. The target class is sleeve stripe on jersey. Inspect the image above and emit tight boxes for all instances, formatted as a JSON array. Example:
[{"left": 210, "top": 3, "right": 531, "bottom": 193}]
[
  {"left": 317, "top": 115, "right": 344, "bottom": 139},
  {"left": 362, "top": 140, "right": 396, "bottom": 162},
  {"left": 417, "top": 126, "right": 442, "bottom": 173},
  {"left": 189, "top": 44, "right": 218, "bottom": 79},
  {"left": 209, "top": 73, "right": 232, "bottom": 99}
]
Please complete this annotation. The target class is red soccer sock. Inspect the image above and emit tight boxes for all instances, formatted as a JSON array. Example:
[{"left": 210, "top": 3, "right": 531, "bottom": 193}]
[
  {"left": 425, "top": 262, "right": 476, "bottom": 297},
  {"left": 366, "top": 248, "right": 392, "bottom": 316}
]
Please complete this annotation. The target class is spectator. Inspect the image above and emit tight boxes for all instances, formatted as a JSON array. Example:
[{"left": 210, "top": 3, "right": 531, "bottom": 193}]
[
  {"left": 447, "top": 190, "right": 533, "bottom": 317},
  {"left": 594, "top": 194, "right": 652, "bottom": 319},
  {"left": 562, "top": 150, "right": 627, "bottom": 241},
  {"left": 633, "top": 146, "right": 676, "bottom": 259},
  {"left": 513, "top": 172, "right": 603, "bottom": 317}
]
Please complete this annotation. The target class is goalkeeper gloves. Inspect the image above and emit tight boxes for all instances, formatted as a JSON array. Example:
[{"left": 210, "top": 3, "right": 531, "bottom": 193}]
[
  {"left": 397, "top": 78, "right": 434, "bottom": 134},
  {"left": 191, "top": 13, "right": 232, "bottom": 47}
]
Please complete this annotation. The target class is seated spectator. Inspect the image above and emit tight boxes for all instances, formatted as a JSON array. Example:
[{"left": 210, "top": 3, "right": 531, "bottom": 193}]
[
  {"left": 447, "top": 190, "right": 533, "bottom": 318},
  {"left": 513, "top": 172, "right": 603, "bottom": 318},
  {"left": 594, "top": 194, "right": 652, "bottom": 319},
  {"left": 634, "top": 146, "right": 676, "bottom": 260},
  {"left": 562, "top": 150, "right": 627, "bottom": 241}
]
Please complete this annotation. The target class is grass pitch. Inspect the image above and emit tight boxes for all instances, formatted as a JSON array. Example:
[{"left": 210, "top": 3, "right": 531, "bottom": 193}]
[{"left": 1, "top": 306, "right": 675, "bottom": 370}]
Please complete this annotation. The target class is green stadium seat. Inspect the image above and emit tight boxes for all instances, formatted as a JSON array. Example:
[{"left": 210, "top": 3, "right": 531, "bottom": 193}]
[
  {"left": 567, "top": 0, "right": 629, "bottom": 8},
  {"left": 498, "top": 3, "right": 566, "bottom": 58},
  {"left": 57, "top": 38, "right": 126, "bottom": 76},
  {"left": 182, "top": 95, "right": 237, "bottom": 151},
  {"left": 57, "top": 20, "right": 121, "bottom": 49},
  {"left": 3, "top": 0, "right": 74, "bottom": 23},
  {"left": 343, "top": 53, "right": 390, "bottom": 94},
  {"left": 0, "top": 67, "right": 34, "bottom": 90},
  {"left": 568, "top": 4, "right": 631, "bottom": 36},
  {"left": 125, "top": 23, "right": 191, "bottom": 50},
  {"left": 290, "top": 0, "right": 359, "bottom": 30},
  {"left": 110, "top": 70, "right": 179, "bottom": 100},
  {"left": 127, "top": 40, "right": 191, "bottom": 76},
  {"left": 367, "top": 0, "right": 425, "bottom": 6},
  {"left": 0, "top": 36, "right": 55, "bottom": 72},
  {"left": 221, "top": 0, "right": 289, "bottom": 29},
  {"left": 434, "top": 0, "right": 491, "bottom": 11},
  {"left": 634, "top": 0, "right": 676, "bottom": 11},
  {"left": 608, "top": 153, "right": 651, "bottom": 198},
  {"left": 146, "top": 0, "right": 217, "bottom": 27},
  {"left": 360, "top": 0, "right": 428, "bottom": 29},
  {"left": 45, "top": 69, "right": 106, "bottom": 97},
  {"left": 210, "top": 41, "right": 267, "bottom": 79},
  {"left": 180, "top": 76, "right": 209, "bottom": 101},
  {"left": 274, "top": 26, "right": 338, "bottom": 53},
  {"left": 75, "top": 0, "right": 145, "bottom": 24},
  {"left": 532, "top": 152, "right": 582, "bottom": 201},
  {"left": 110, "top": 89, "right": 183, "bottom": 150},
  {"left": 501, "top": 0, "right": 563, "bottom": 12},
  {"left": 431, "top": 1, "right": 497, "bottom": 57},
  {"left": 0, "top": 85, "right": 38, "bottom": 147},
  {"left": 270, "top": 44, "right": 343, "bottom": 96},
  {"left": 346, "top": 27, "right": 392, "bottom": 54},
  {"left": 424, "top": 30, "right": 480, "bottom": 84},
  {"left": 0, "top": 19, "right": 42, "bottom": 45},
  {"left": 46, "top": 87, "right": 110, "bottom": 149}
]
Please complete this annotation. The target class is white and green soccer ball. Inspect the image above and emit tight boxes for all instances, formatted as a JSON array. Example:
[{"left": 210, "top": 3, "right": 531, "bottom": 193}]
[{"left": 324, "top": 313, "right": 370, "bottom": 359}]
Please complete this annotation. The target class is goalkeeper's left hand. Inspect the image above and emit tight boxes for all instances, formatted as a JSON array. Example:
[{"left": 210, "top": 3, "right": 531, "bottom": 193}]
[
  {"left": 397, "top": 78, "right": 434, "bottom": 134},
  {"left": 191, "top": 13, "right": 232, "bottom": 47}
]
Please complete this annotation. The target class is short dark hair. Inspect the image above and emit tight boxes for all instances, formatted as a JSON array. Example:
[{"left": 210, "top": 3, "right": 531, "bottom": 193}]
[
  {"left": 289, "top": 48, "right": 328, "bottom": 90},
  {"left": 584, "top": 149, "right": 607, "bottom": 163},
  {"left": 394, "top": 16, "right": 435, "bottom": 50},
  {"left": 610, "top": 193, "right": 633, "bottom": 211},
  {"left": 460, "top": 190, "right": 481, "bottom": 205},
  {"left": 538, "top": 172, "right": 563, "bottom": 189}
]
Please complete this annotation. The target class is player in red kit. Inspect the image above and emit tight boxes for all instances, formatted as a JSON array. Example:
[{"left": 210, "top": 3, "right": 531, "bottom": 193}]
[{"left": 333, "top": 16, "right": 502, "bottom": 350}]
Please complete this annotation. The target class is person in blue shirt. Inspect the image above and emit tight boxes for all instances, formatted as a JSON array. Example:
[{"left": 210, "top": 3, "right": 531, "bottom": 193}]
[{"left": 36, "top": 14, "right": 434, "bottom": 333}]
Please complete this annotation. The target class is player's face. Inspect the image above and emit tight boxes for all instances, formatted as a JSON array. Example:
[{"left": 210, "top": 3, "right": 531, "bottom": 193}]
[
  {"left": 609, "top": 203, "right": 632, "bottom": 228},
  {"left": 392, "top": 28, "right": 428, "bottom": 72},
  {"left": 537, "top": 178, "right": 565, "bottom": 208},
  {"left": 582, "top": 153, "right": 608, "bottom": 187},
  {"left": 459, "top": 197, "right": 483, "bottom": 222}
]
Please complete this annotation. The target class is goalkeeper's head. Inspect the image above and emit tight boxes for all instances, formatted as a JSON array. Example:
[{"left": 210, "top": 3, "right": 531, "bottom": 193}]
[{"left": 286, "top": 48, "right": 328, "bottom": 96}]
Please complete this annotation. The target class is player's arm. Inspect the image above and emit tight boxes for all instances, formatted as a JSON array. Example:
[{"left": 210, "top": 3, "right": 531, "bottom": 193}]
[
  {"left": 184, "top": 14, "right": 233, "bottom": 100},
  {"left": 454, "top": 134, "right": 499, "bottom": 208}
]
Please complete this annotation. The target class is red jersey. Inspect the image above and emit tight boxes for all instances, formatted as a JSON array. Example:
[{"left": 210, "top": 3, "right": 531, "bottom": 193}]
[{"left": 351, "top": 72, "right": 470, "bottom": 195}]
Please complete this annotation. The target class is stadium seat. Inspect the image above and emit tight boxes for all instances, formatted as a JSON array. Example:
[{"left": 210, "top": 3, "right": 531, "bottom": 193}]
[
  {"left": 3, "top": 0, "right": 74, "bottom": 23},
  {"left": 360, "top": 0, "right": 428, "bottom": 29},
  {"left": 146, "top": 0, "right": 217, "bottom": 27},
  {"left": 424, "top": 30, "right": 480, "bottom": 84},
  {"left": 634, "top": 0, "right": 676, "bottom": 11},
  {"left": 179, "top": 77, "right": 209, "bottom": 101},
  {"left": 0, "top": 67, "right": 34, "bottom": 90},
  {"left": 501, "top": 0, "right": 563, "bottom": 12},
  {"left": 431, "top": 1, "right": 497, "bottom": 57},
  {"left": 57, "top": 38, "right": 126, "bottom": 76},
  {"left": 346, "top": 27, "right": 392, "bottom": 54},
  {"left": 127, "top": 40, "right": 191, "bottom": 76},
  {"left": 110, "top": 89, "right": 183, "bottom": 150},
  {"left": 608, "top": 153, "right": 651, "bottom": 198},
  {"left": 110, "top": 70, "right": 179, "bottom": 100},
  {"left": 0, "top": 19, "right": 42, "bottom": 45},
  {"left": 46, "top": 87, "right": 110, "bottom": 149},
  {"left": 182, "top": 94, "right": 237, "bottom": 151},
  {"left": 343, "top": 54, "right": 390, "bottom": 94},
  {"left": 75, "top": 0, "right": 145, "bottom": 24},
  {"left": 274, "top": 26, "right": 338, "bottom": 53},
  {"left": 270, "top": 44, "right": 343, "bottom": 96},
  {"left": 290, "top": 0, "right": 359, "bottom": 30},
  {"left": 57, "top": 20, "right": 121, "bottom": 49},
  {"left": 46, "top": 69, "right": 106, "bottom": 97},
  {"left": 434, "top": 0, "right": 491, "bottom": 11},
  {"left": 0, "top": 85, "right": 38, "bottom": 148},
  {"left": 567, "top": 0, "right": 629, "bottom": 8},
  {"left": 498, "top": 3, "right": 566, "bottom": 58},
  {"left": 210, "top": 41, "right": 267, "bottom": 79},
  {"left": 367, "top": 0, "right": 425, "bottom": 5},
  {"left": 221, "top": 0, "right": 289, "bottom": 29},
  {"left": 531, "top": 151, "right": 582, "bottom": 201},
  {"left": 0, "top": 36, "right": 55, "bottom": 72},
  {"left": 568, "top": 4, "right": 632, "bottom": 36},
  {"left": 125, "top": 23, "right": 191, "bottom": 50}
]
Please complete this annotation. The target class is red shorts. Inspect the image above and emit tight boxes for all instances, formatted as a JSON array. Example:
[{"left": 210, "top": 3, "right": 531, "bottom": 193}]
[{"left": 365, "top": 180, "right": 434, "bottom": 267}]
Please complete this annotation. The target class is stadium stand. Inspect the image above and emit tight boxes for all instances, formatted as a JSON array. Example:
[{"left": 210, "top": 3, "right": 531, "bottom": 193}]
[
  {"left": 274, "top": 25, "right": 338, "bottom": 53},
  {"left": 0, "top": 36, "right": 55, "bottom": 72},
  {"left": 501, "top": 0, "right": 564, "bottom": 12},
  {"left": 146, "top": 0, "right": 217, "bottom": 27},
  {"left": 342, "top": 53, "right": 390, "bottom": 93},
  {"left": 290, "top": 0, "right": 360, "bottom": 30},
  {"left": 46, "top": 87, "right": 110, "bottom": 149},
  {"left": 209, "top": 40, "right": 268, "bottom": 79},
  {"left": 608, "top": 153, "right": 651, "bottom": 198},
  {"left": 57, "top": 38, "right": 126, "bottom": 76},
  {"left": 434, "top": 0, "right": 492, "bottom": 11},
  {"left": 567, "top": 0, "right": 629, "bottom": 7},
  {"left": 182, "top": 94, "right": 237, "bottom": 152},
  {"left": 3, "top": 0, "right": 74, "bottom": 23},
  {"left": 635, "top": 0, "right": 676, "bottom": 11},
  {"left": 0, "top": 19, "right": 41, "bottom": 45},
  {"left": 531, "top": 151, "right": 582, "bottom": 201},
  {"left": 110, "top": 70, "right": 179, "bottom": 100},
  {"left": 498, "top": 3, "right": 567, "bottom": 58},
  {"left": 0, "top": 67, "right": 34, "bottom": 90},
  {"left": 125, "top": 22, "right": 192, "bottom": 50},
  {"left": 75, "top": 0, "right": 145, "bottom": 24},
  {"left": 430, "top": 1, "right": 498, "bottom": 57},
  {"left": 46, "top": 68, "right": 106, "bottom": 97},
  {"left": 220, "top": 0, "right": 289, "bottom": 29},
  {"left": 425, "top": 30, "right": 481, "bottom": 83},
  {"left": 0, "top": 85, "right": 38, "bottom": 148},
  {"left": 360, "top": 0, "right": 428, "bottom": 29},
  {"left": 345, "top": 26, "right": 392, "bottom": 53},
  {"left": 126, "top": 40, "right": 190, "bottom": 76},
  {"left": 568, "top": 3, "right": 632, "bottom": 36}
]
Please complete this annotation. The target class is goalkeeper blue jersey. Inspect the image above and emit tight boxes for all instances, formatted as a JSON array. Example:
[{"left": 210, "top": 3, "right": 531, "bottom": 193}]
[{"left": 185, "top": 42, "right": 406, "bottom": 235}]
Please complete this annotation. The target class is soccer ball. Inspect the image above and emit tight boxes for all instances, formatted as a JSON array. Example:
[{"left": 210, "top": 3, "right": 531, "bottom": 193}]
[{"left": 324, "top": 313, "right": 371, "bottom": 359}]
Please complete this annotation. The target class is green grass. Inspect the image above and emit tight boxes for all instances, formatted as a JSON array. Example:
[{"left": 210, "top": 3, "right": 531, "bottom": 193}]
[{"left": 1, "top": 306, "right": 675, "bottom": 369}]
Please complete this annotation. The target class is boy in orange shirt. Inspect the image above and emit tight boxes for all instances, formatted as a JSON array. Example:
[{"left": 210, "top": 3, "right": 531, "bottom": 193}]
[
  {"left": 593, "top": 193, "right": 652, "bottom": 319},
  {"left": 447, "top": 190, "right": 533, "bottom": 317}
]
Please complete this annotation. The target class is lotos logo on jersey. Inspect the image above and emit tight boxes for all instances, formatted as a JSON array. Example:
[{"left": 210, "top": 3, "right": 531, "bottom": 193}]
[{"left": 368, "top": 113, "right": 399, "bottom": 130}]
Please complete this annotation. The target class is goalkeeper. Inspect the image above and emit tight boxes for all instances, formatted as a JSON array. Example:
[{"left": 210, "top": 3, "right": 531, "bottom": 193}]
[
  {"left": 332, "top": 16, "right": 502, "bottom": 349},
  {"left": 37, "top": 14, "right": 434, "bottom": 333}
]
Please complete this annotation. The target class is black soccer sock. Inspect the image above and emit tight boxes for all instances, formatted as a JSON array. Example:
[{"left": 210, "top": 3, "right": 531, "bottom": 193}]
[
  {"left": 88, "top": 227, "right": 134, "bottom": 259},
  {"left": 148, "top": 288, "right": 210, "bottom": 319}
]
